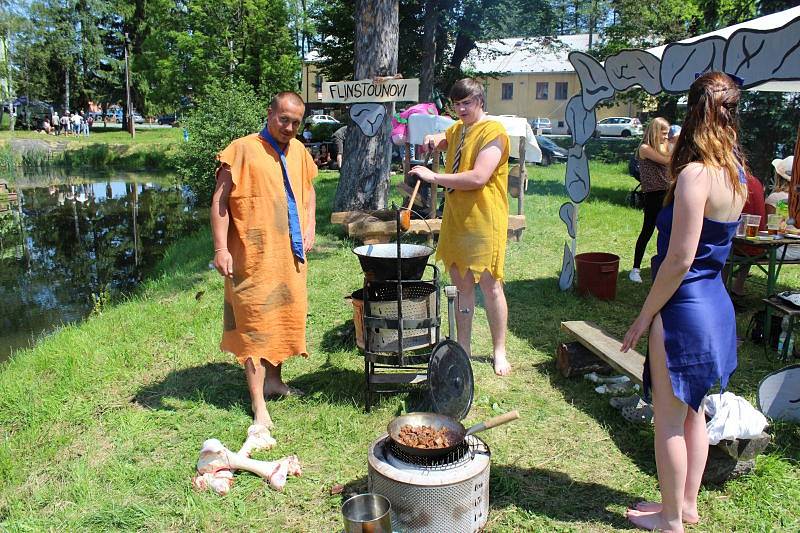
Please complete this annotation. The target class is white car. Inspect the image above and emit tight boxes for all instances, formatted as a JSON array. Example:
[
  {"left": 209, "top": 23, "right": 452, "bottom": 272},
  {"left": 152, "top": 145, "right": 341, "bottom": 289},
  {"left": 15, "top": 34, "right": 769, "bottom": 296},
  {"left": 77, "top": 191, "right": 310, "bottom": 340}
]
[
  {"left": 529, "top": 117, "right": 552, "bottom": 134},
  {"left": 305, "top": 114, "right": 340, "bottom": 125},
  {"left": 594, "top": 117, "right": 643, "bottom": 137}
]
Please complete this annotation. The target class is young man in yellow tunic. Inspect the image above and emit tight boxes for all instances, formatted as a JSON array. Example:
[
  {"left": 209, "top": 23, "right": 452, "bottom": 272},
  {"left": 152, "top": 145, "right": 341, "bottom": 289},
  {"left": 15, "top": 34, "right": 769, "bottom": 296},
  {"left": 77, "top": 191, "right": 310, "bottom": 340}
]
[
  {"left": 409, "top": 78, "right": 511, "bottom": 376},
  {"left": 211, "top": 92, "right": 317, "bottom": 430}
]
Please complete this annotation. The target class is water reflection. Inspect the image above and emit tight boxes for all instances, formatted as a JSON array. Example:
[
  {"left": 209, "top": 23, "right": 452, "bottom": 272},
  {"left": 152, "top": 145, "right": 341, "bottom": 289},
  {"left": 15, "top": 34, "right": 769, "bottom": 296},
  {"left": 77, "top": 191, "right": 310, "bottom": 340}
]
[{"left": 0, "top": 170, "right": 199, "bottom": 362}]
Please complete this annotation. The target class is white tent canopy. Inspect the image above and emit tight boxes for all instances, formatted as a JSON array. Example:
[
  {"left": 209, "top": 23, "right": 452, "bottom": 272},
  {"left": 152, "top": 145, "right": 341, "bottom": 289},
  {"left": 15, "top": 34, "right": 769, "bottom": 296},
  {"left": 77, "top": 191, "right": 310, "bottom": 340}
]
[{"left": 647, "top": 6, "right": 800, "bottom": 92}]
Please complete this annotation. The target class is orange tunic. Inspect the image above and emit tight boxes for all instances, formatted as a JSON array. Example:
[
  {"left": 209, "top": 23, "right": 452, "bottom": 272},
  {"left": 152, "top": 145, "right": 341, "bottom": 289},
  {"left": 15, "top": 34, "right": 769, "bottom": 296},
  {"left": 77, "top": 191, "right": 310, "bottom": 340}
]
[{"left": 217, "top": 134, "right": 317, "bottom": 366}]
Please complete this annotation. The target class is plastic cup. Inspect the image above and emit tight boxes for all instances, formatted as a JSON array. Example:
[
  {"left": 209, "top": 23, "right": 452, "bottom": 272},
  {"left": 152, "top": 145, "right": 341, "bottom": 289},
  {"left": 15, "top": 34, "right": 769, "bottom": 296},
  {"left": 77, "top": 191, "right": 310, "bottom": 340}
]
[
  {"left": 736, "top": 218, "right": 746, "bottom": 237},
  {"left": 767, "top": 214, "right": 782, "bottom": 235},
  {"left": 745, "top": 214, "right": 761, "bottom": 238}
]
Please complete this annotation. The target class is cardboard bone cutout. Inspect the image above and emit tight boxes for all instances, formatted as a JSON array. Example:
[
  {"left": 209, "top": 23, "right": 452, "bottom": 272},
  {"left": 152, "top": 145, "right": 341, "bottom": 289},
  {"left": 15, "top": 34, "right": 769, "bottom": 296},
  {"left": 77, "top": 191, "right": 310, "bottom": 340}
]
[
  {"left": 565, "top": 145, "right": 590, "bottom": 203},
  {"left": 559, "top": 202, "right": 577, "bottom": 239},
  {"left": 565, "top": 96, "right": 596, "bottom": 146},
  {"left": 569, "top": 51, "right": 616, "bottom": 110},
  {"left": 604, "top": 49, "right": 663, "bottom": 94},
  {"left": 660, "top": 37, "right": 726, "bottom": 94},
  {"left": 350, "top": 103, "right": 386, "bottom": 137},
  {"left": 559, "top": 243, "right": 575, "bottom": 292},
  {"left": 724, "top": 15, "right": 800, "bottom": 88}
]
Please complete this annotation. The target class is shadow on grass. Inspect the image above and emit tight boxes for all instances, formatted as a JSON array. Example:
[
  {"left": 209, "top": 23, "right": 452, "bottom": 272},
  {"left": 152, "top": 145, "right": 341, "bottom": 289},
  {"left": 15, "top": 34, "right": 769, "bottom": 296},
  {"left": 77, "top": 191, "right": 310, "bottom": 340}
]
[
  {"left": 502, "top": 277, "right": 657, "bottom": 475},
  {"left": 339, "top": 466, "right": 636, "bottom": 529},
  {"left": 490, "top": 464, "right": 636, "bottom": 527},
  {"left": 134, "top": 362, "right": 249, "bottom": 411}
]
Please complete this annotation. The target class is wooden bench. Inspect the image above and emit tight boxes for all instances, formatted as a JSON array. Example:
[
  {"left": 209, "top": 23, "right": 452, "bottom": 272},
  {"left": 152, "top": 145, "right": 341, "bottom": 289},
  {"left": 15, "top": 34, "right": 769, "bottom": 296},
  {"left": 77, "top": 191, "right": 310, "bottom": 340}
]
[{"left": 560, "top": 320, "right": 644, "bottom": 386}]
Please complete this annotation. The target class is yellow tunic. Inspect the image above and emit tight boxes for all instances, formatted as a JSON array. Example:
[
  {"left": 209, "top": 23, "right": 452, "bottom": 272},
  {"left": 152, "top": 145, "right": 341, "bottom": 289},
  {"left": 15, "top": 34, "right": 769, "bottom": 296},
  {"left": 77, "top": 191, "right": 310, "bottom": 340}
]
[
  {"left": 436, "top": 119, "right": 510, "bottom": 282},
  {"left": 217, "top": 134, "right": 317, "bottom": 366}
]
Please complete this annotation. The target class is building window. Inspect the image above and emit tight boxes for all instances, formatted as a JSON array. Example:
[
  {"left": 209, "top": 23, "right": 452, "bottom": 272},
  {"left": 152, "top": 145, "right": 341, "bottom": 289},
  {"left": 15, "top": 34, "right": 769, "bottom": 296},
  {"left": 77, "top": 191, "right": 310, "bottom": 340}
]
[
  {"left": 555, "top": 82, "right": 568, "bottom": 100},
  {"left": 501, "top": 83, "right": 513, "bottom": 100},
  {"left": 314, "top": 74, "right": 323, "bottom": 93},
  {"left": 536, "top": 82, "right": 549, "bottom": 100}
]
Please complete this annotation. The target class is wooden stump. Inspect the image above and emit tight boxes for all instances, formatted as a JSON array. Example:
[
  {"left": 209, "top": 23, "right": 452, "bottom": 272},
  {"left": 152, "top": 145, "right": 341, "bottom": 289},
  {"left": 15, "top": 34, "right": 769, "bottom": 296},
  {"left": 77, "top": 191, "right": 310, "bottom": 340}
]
[{"left": 556, "top": 341, "right": 614, "bottom": 378}]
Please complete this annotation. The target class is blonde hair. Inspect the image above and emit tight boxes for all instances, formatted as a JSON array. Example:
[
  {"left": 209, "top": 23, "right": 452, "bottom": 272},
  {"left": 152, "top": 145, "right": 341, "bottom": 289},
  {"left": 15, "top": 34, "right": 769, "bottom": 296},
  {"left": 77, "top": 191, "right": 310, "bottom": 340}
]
[
  {"left": 637, "top": 117, "right": 670, "bottom": 159},
  {"left": 665, "top": 72, "right": 747, "bottom": 204}
]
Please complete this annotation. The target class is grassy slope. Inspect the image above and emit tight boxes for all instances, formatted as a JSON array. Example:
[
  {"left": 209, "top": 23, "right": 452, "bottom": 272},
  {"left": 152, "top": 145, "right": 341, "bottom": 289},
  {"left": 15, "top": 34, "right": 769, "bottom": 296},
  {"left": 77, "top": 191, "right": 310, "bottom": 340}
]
[
  {"left": 0, "top": 165, "right": 798, "bottom": 532},
  {"left": 0, "top": 128, "right": 182, "bottom": 172}
]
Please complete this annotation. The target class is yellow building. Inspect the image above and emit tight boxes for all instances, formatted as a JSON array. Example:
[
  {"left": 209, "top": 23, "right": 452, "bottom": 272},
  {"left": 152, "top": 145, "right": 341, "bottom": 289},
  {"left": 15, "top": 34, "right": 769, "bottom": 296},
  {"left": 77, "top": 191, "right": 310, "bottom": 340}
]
[
  {"left": 300, "top": 50, "right": 324, "bottom": 105},
  {"left": 466, "top": 35, "right": 638, "bottom": 133}
]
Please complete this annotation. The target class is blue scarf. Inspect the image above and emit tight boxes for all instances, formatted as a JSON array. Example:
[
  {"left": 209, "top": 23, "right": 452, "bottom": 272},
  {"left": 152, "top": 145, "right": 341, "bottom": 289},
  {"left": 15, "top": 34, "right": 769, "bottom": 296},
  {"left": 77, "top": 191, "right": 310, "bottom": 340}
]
[{"left": 259, "top": 126, "right": 305, "bottom": 263}]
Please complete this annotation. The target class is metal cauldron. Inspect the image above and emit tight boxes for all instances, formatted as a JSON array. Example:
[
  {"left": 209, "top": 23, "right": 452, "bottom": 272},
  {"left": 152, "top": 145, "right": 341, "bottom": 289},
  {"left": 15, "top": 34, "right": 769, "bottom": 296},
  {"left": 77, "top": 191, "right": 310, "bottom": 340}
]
[{"left": 352, "top": 243, "right": 433, "bottom": 281}]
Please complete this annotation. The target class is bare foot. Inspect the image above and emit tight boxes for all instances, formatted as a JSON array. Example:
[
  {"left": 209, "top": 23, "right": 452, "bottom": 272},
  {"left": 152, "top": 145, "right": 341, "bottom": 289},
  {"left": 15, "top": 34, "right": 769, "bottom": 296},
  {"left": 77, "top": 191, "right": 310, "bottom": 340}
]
[
  {"left": 626, "top": 509, "right": 684, "bottom": 532},
  {"left": 264, "top": 381, "right": 305, "bottom": 399},
  {"left": 635, "top": 502, "right": 699, "bottom": 524},
  {"left": 493, "top": 353, "right": 512, "bottom": 376},
  {"left": 253, "top": 405, "right": 274, "bottom": 430}
]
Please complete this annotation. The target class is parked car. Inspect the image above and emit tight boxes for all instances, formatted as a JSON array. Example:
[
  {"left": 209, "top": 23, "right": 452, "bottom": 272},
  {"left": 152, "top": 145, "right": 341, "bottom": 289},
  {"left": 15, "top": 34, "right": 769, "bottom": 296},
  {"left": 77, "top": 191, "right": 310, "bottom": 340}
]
[
  {"left": 535, "top": 135, "right": 568, "bottom": 166},
  {"left": 305, "top": 114, "right": 340, "bottom": 125},
  {"left": 529, "top": 117, "right": 552, "bottom": 134},
  {"left": 131, "top": 112, "right": 145, "bottom": 124},
  {"left": 157, "top": 114, "right": 179, "bottom": 126},
  {"left": 594, "top": 117, "right": 643, "bottom": 137}
]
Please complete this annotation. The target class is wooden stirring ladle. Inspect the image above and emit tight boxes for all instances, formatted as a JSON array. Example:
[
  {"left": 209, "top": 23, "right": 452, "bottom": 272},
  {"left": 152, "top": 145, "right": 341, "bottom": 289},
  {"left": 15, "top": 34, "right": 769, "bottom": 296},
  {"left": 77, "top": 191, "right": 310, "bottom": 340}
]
[{"left": 400, "top": 150, "right": 433, "bottom": 231}]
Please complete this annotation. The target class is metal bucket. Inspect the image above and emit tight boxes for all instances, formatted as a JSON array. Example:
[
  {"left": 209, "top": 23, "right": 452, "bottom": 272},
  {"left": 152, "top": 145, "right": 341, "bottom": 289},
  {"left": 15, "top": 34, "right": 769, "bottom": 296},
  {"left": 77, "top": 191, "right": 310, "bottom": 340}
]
[{"left": 342, "top": 493, "right": 392, "bottom": 533}]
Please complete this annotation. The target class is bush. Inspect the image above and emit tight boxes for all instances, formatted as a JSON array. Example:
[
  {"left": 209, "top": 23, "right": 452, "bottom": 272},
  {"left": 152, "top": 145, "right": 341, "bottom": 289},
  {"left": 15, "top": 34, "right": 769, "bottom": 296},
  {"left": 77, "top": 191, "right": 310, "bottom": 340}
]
[
  {"left": 551, "top": 137, "right": 640, "bottom": 164},
  {"left": 175, "top": 80, "right": 268, "bottom": 205},
  {"left": 309, "top": 122, "right": 341, "bottom": 142}
]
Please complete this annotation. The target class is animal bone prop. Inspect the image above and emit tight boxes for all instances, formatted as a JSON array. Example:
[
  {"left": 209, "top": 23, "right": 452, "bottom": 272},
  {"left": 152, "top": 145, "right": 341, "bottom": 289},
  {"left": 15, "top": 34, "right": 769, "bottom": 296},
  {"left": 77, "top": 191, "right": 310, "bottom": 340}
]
[
  {"left": 192, "top": 438, "right": 302, "bottom": 495},
  {"left": 239, "top": 424, "right": 277, "bottom": 458}
]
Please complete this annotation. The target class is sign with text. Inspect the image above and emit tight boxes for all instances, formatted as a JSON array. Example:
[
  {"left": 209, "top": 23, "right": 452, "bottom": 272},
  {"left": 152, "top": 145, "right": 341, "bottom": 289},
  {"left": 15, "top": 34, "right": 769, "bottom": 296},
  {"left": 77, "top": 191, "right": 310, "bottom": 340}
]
[{"left": 320, "top": 79, "right": 419, "bottom": 103}]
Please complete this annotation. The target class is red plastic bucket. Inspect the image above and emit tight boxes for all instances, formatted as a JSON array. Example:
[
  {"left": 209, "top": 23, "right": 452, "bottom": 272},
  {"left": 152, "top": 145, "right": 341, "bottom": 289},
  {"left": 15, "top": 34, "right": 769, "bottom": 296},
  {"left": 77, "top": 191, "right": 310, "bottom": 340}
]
[{"left": 575, "top": 252, "right": 620, "bottom": 300}]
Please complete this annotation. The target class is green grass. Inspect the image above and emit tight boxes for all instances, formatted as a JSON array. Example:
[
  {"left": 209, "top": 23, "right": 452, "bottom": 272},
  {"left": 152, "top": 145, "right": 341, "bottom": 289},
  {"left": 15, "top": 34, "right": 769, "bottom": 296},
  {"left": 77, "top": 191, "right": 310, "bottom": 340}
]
[
  {"left": 0, "top": 128, "right": 181, "bottom": 172},
  {"left": 0, "top": 164, "right": 798, "bottom": 531}
]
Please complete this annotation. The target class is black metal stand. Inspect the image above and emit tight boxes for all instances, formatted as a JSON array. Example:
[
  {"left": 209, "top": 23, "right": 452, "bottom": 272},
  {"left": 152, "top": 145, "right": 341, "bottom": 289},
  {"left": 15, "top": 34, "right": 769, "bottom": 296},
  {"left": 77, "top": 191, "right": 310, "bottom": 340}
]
[{"left": 360, "top": 207, "right": 450, "bottom": 412}]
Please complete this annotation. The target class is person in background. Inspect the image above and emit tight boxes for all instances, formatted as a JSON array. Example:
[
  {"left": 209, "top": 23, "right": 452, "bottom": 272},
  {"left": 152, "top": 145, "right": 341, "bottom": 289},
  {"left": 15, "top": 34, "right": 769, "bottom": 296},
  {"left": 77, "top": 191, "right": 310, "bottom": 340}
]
[
  {"left": 314, "top": 144, "right": 332, "bottom": 169},
  {"left": 71, "top": 112, "right": 82, "bottom": 135},
  {"left": 60, "top": 112, "right": 70, "bottom": 135},
  {"left": 52, "top": 111, "right": 60, "bottom": 135},
  {"left": 211, "top": 91, "right": 317, "bottom": 434},
  {"left": 629, "top": 117, "right": 672, "bottom": 283},
  {"left": 765, "top": 156, "right": 794, "bottom": 222},
  {"left": 302, "top": 123, "right": 313, "bottom": 143},
  {"left": 331, "top": 125, "right": 347, "bottom": 170},
  {"left": 729, "top": 172, "right": 766, "bottom": 298},
  {"left": 409, "top": 78, "right": 512, "bottom": 376},
  {"left": 621, "top": 72, "right": 747, "bottom": 533}
]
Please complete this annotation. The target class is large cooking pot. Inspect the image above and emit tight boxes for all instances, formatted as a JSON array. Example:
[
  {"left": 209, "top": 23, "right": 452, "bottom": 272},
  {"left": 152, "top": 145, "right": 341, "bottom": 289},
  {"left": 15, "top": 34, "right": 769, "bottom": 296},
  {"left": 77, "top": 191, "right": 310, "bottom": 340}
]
[
  {"left": 387, "top": 410, "right": 519, "bottom": 458},
  {"left": 353, "top": 243, "right": 434, "bottom": 281}
]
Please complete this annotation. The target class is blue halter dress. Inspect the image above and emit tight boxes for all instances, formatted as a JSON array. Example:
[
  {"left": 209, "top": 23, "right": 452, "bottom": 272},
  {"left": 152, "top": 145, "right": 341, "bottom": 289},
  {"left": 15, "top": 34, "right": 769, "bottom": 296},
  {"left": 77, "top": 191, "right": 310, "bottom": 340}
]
[{"left": 646, "top": 173, "right": 744, "bottom": 412}]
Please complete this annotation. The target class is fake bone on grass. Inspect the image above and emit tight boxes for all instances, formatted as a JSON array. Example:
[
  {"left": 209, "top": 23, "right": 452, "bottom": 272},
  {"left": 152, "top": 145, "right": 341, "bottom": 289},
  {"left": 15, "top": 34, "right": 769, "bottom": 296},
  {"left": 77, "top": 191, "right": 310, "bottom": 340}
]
[{"left": 192, "top": 438, "right": 302, "bottom": 495}]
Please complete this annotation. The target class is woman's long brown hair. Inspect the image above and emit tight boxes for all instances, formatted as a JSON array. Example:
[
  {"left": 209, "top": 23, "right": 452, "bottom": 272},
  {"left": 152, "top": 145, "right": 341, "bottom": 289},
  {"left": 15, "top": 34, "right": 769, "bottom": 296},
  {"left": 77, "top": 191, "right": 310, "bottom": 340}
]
[{"left": 665, "top": 72, "right": 748, "bottom": 204}]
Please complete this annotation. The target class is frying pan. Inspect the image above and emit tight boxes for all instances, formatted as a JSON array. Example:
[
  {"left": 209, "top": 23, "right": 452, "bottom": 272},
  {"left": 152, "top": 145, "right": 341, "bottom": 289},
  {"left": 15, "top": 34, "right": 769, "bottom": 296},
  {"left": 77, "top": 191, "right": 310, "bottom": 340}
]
[{"left": 387, "top": 410, "right": 519, "bottom": 458}]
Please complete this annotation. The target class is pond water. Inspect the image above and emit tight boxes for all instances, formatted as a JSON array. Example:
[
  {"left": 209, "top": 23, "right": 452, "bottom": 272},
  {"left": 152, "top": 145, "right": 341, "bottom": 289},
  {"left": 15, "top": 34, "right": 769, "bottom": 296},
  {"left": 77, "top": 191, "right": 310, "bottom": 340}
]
[{"left": 0, "top": 169, "right": 200, "bottom": 363}]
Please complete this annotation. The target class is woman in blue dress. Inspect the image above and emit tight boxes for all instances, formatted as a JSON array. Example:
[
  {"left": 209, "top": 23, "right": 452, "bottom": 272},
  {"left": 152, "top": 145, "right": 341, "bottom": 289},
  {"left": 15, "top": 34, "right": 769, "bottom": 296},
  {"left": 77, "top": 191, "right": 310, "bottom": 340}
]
[{"left": 621, "top": 72, "right": 748, "bottom": 532}]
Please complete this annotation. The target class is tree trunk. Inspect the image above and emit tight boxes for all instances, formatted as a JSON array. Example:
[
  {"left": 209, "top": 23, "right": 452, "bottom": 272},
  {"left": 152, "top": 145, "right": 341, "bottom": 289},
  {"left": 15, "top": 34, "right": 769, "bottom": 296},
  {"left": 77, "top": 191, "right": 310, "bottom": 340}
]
[
  {"left": 419, "top": 0, "right": 438, "bottom": 102},
  {"left": 333, "top": 0, "right": 398, "bottom": 212}
]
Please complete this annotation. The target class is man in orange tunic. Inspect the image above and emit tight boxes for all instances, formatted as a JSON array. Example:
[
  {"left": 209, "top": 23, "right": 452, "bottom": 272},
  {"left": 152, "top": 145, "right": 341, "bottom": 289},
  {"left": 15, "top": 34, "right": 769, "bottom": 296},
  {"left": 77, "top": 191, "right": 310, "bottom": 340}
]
[{"left": 211, "top": 92, "right": 317, "bottom": 429}]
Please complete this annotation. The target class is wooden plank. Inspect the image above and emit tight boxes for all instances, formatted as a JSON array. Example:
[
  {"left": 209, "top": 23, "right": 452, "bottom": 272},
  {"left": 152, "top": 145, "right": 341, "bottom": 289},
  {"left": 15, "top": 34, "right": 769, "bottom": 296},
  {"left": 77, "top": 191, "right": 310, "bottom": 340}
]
[{"left": 560, "top": 320, "right": 645, "bottom": 385}]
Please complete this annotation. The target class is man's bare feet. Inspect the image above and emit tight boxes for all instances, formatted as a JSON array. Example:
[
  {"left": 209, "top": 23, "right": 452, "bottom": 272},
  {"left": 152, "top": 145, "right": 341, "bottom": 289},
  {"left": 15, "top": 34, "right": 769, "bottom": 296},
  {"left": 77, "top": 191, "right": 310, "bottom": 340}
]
[
  {"left": 493, "top": 353, "right": 512, "bottom": 376},
  {"left": 635, "top": 502, "right": 699, "bottom": 524},
  {"left": 252, "top": 403, "right": 273, "bottom": 430},
  {"left": 263, "top": 381, "right": 305, "bottom": 399},
  {"left": 626, "top": 509, "right": 684, "bottom": 532}
]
